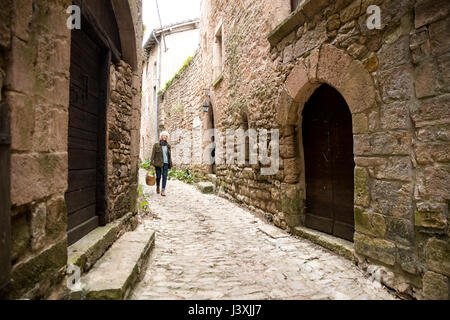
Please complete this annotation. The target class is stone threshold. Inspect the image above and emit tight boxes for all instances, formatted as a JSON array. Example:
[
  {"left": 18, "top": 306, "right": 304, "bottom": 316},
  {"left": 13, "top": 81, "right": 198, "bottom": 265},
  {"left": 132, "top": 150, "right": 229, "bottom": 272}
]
[
  {"left": 293, "top": 226, "right": 356, "bottom": 263},
  {"left": 68, "top": 212, "right": 138, "bottom": 274},
  {"left": 70, "top": 228, "right": 155, "bottom": 300}
]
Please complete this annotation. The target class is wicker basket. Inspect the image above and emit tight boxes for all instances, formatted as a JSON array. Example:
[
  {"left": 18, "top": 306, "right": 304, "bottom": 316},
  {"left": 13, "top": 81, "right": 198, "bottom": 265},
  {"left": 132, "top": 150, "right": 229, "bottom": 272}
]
[{"left": 146, "top": 171, "right": 156, "bottom": 186}]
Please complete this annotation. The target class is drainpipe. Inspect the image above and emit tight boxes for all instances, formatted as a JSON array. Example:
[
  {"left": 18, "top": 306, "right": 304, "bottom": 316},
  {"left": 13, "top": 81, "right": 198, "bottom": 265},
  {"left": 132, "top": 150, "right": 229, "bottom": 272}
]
[{"left": 152, "top": 30, "right": 162, "bottom": 142}]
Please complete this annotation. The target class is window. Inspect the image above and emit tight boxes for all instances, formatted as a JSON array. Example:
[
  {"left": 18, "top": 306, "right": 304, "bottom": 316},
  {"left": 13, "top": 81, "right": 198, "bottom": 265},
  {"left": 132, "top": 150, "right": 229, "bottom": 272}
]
[
  {"left": 213, "top": 22, "right": 224, "bottom": 80},
  {"left": 291, "top": 0, "right": 301, "bottom": 12}
]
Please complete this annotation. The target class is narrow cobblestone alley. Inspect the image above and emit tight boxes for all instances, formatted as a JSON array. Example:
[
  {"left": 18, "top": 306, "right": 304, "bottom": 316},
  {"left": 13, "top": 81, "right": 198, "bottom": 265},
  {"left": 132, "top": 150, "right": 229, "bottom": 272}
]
[{"left": 131, "top": 170, "right": 396, "bottom": 300}]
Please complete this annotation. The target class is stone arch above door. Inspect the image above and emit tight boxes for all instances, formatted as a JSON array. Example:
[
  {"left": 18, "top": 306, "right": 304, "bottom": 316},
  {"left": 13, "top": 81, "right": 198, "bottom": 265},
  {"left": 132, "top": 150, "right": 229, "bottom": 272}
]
[
  {"left": 111, "top": 0, "right": 138, "bottom": 71},
  {"left": 276, "top": 44, "right": 378, "bottom": 126}
]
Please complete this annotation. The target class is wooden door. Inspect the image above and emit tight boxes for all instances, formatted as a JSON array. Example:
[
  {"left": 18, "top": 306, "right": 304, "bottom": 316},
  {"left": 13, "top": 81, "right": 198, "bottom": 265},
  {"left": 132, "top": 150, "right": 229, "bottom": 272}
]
[
  {"left": 66, "top": 26, "right": 106, "bottom": 246},
  {"left": 302, "top": 84, "right": 355, "bottom": 241}
]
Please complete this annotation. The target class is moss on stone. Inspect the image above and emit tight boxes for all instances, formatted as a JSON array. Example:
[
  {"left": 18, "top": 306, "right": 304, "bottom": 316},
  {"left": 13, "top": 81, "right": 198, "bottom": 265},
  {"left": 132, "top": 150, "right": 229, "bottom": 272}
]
[
  {"left": 354, "top": 167, "right": 369, "bottom": 206},
  {"left": 5, "top": 239, "right": 67, "bottom": 299}
]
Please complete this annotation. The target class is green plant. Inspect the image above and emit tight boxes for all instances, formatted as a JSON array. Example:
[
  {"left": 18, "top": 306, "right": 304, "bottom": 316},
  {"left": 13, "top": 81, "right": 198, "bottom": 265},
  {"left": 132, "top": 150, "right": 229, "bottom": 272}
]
[
  {"left": 140, "top": 159, "right": 155, "bottom": 175},
  {"left": 168, "top": 168, "right": 194, "bottom": 184},
  {"left": 158, "top": 54, "right": 195, "bottom": 95},
  {"left": 137, "top": 184, "right": 150, "bottom": 212}
]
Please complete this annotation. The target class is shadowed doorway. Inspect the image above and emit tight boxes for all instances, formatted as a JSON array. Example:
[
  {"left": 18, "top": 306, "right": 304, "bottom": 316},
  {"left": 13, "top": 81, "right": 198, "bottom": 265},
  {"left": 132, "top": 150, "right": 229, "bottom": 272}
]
[{"left": 302, "top": 84, "right": 355, "bottom": 241}]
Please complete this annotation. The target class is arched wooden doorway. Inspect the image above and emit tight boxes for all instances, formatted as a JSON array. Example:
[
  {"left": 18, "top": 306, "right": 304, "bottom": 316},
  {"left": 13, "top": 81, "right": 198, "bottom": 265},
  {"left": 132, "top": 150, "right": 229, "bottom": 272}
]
[
  {"left": 66, "top": 1, "right": 123, "bottom": 245},
  {"left": 302, "top": 84, "right": 355, "bottom": 241}
]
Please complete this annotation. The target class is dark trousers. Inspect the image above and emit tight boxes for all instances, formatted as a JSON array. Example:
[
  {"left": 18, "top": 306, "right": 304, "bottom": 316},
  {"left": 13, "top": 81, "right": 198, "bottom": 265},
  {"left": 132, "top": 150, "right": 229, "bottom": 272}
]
[{"left": 156, "top": 163, "right": 169, "bottom": 190}]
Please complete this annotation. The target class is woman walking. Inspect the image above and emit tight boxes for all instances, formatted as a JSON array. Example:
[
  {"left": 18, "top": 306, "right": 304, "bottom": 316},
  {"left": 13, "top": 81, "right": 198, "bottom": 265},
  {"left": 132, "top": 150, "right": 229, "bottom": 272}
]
[{"left": 151, "top": 131, "right": 173, "bottom": 196}]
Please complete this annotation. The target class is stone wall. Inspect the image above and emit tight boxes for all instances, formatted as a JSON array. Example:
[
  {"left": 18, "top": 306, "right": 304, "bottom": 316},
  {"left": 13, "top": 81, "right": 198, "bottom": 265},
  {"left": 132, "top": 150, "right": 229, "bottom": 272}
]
[
  {"left": 155, "top": 0, "right": 449, "bottom": 299},
  {"left": 1, "top": 0, "right": 71, "bottom": 299},
  {"left": 158, "top": 51, "right": 207, "bottom": 172},
  {"left": 0, "top": 0, "right": 143, "bottom": 299},
  {"left": 107, "top": 61, "right": 135, "bottom": 223}
]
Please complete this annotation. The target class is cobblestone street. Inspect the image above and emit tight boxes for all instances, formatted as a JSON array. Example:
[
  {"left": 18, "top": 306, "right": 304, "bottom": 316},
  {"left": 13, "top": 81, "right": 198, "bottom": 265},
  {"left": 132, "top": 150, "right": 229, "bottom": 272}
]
[{"left": 131, "top": 172, "right": 396, "bottom": 300}]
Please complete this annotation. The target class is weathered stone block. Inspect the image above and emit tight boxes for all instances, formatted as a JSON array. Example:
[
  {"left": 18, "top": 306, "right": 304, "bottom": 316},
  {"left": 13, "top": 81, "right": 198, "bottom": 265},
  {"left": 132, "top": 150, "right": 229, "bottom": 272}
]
[
  {"left": 415, "top": 143, "right": 450, "bottom": 165},
  {"left": 419, "top": 166, "right": 450, "bottom": 201},
  {"left": 286, "top": 60, "right": 309, "bottom": 101},
  {"left": 415, "top": 59, "right": 439, "bottom": 98},
  {"left": 354, "top": 206, "right": 386, "bottom": 237},
  {"left": 368, "top": 110, "right": 380, "bottom": 132},
  {"left": 415, "top": 209, "right": 447, "bottom": 230},
  {"left": 302, "top": 0, "right": 330, "bottom": 18},
  {"left": 428, "top": 15, "right": 450, "bottom": 57},
  {"left": 411, "top": 94, "right": 450, "bottom": 126},
  {"left": 362, "top": 52, "right": 379, "bottom": 72},
  {"left": 279, "top": 135, "right": 297, "bottom": 158},
  {"left": 379, "top": 65, "right": 415, "bottom": 103},
  {"left": 12, "top": 0, "right": 32, "bottom": 41},
  {"left": 426, "top": 238, "right": 450, "bottom": 276},
  {"left": 416, "top": 124, "right": 450, "bottom": 143},
  {"left": 7, "top": 92, "right": 34, "bottom": 151},
  {"left": 354, "top": 131, "right": 411, "bottom": 156},
  {"left": 340, "top": 0, "right": 361, "bottom": 23},
  {"left": 353, "top": 112, "right": 369, "bottom": 134},
  {"left": 370, "top": 180, "right": 413, "bottom": 218},
  {"left": 11, "top": 153, "right": 68, "bottom": 206},
  {"left": 317, "top": 44, "right": 353, "bottom": 89},
  {"left": 368, "top": 156, "right": 412, "bottom": 182},
  {"left": 385, "top": 216, "right": 415, "bottom": 246},
  {"left": 378, "top": 36, "right": 411, "bottom": 71},
  {"left": 5, "top": 36, "right": 35, "bottom": 94},
  {"left": 346, "top": 43, "right": 367, "bottom": 60},
  {"left": 415, "top": 0, "right": 450, "bottom": 29},
  {"left": 34, "top": 106, "right": 68, "bottom": 152},
  {"left": 380, "top": 101, "right": 411, "bottom": 130},
  {"left": 436, "top": 54, "right": 450, "bottom": 93},
  {"left": 6, "top": 239, "right": 67, "bottom": 299},
  {"left": 354, "top": 166, "right": 370, "bottom": 207},
  {"left": 11, "top": 213, "right": 30, "bottom": 262},
  {"left": 46, "top": 196, "right": 67, "bottom": 240},
  {"left": 422, "top": 271, "right": 449, "bottom": 300},
  {"left": 294, "top": 20, "right": 327, "bottom": 58},
  {"left": 327, "top": 14, "right": 341, "bottom": 31},
  {"left": 354, "top": 232, "right": 397, "bottom": 265},
  {"left": 397, "top": 245, "right": 418, "bottom": 274},
  {"left": 30, "top": 202, "right": 47, "bottom": 252},
  {"left": 283, "top": 158, "right": 300, "bottom": 183}
]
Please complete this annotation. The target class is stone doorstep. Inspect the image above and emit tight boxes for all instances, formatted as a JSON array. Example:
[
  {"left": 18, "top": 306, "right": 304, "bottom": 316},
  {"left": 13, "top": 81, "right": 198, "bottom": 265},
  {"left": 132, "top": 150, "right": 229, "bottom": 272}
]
[
  {"left": 258, "top": 224, "right": 290, "bottom": 239},
  {"left": 196, "top": 181, "right": 215, "bottom": 194},
  {"left": 293, "top": 226, "right": 356, "bottom": 263},
  {"left": 68, "top": 212, "right": 137, "bottom": 274},
  {"left": 71, "top": 229, "right": 155, "bottom": 300}
]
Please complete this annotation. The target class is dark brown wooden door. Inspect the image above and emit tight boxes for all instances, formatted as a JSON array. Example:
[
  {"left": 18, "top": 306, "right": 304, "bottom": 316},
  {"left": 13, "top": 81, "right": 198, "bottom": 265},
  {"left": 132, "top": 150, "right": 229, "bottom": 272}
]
[
  {"left": 66, "top": 26, "right": 105, "bottom": 246},
  {"left": 302, "top": 84, "right": 355, "bottom": 241}
]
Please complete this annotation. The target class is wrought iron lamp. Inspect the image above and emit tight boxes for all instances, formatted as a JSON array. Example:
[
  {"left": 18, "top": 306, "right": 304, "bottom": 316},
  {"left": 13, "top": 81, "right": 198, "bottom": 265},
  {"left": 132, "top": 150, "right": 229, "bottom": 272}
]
[{"left": 202, "top": 88, "right": 210, "bottom": 113}]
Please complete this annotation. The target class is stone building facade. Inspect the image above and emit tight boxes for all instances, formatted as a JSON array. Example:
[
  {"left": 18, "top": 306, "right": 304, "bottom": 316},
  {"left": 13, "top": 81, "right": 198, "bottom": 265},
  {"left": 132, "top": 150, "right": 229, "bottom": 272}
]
[
  {"left": 0, "top": 0, "right": 143, "bottom": 299},
  {"left": 157, "top": 0, "right": 449, "bottom": 299},
  {"left": 140, "top": 19, "right": 200, "bottom": 159}
]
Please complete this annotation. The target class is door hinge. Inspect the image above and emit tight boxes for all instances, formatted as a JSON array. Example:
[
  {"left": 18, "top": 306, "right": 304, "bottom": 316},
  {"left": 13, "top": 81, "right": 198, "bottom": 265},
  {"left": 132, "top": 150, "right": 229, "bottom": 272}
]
[{"left": 0, "top": 134, "right": 11, "bottom": 146}]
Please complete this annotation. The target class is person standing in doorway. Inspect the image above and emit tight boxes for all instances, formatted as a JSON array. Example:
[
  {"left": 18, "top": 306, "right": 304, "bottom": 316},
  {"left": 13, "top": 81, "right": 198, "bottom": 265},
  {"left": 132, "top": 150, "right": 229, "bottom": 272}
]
[{"left": 151, "top": 131, "right": 173, "bottom": 196}]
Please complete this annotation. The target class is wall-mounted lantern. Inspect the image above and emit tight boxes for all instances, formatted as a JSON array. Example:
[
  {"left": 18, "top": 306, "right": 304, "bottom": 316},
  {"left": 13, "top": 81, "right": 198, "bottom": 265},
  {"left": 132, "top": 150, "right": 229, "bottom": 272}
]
[
  {"left": 202, "top": 88, "right": 211, "bottom": 113},
  {"left": 203, "top": 101, "right": 209, "bottom": 113}
]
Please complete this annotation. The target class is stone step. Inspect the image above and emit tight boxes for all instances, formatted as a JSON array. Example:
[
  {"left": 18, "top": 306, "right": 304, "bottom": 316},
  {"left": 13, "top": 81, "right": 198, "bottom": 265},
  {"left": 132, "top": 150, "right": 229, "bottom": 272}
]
[
  {"left": 196, "top": 181, "right": 215, "bottom": 194},
  {"left": 68, "top": 212, "right": 138, "bottom": 275},
  {"left": 293, "top": 226, "right": 356, "bottom": 262},
  {"left": 71, "top": 228, "right": 155, "bottom": 300}
]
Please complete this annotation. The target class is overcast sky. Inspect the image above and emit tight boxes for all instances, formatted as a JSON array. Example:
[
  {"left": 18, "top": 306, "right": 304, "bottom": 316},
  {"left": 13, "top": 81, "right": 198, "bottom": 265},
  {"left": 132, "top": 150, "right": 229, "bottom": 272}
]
[{"left": 143, "top": 0, "right": 201, "bottom": 45}]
